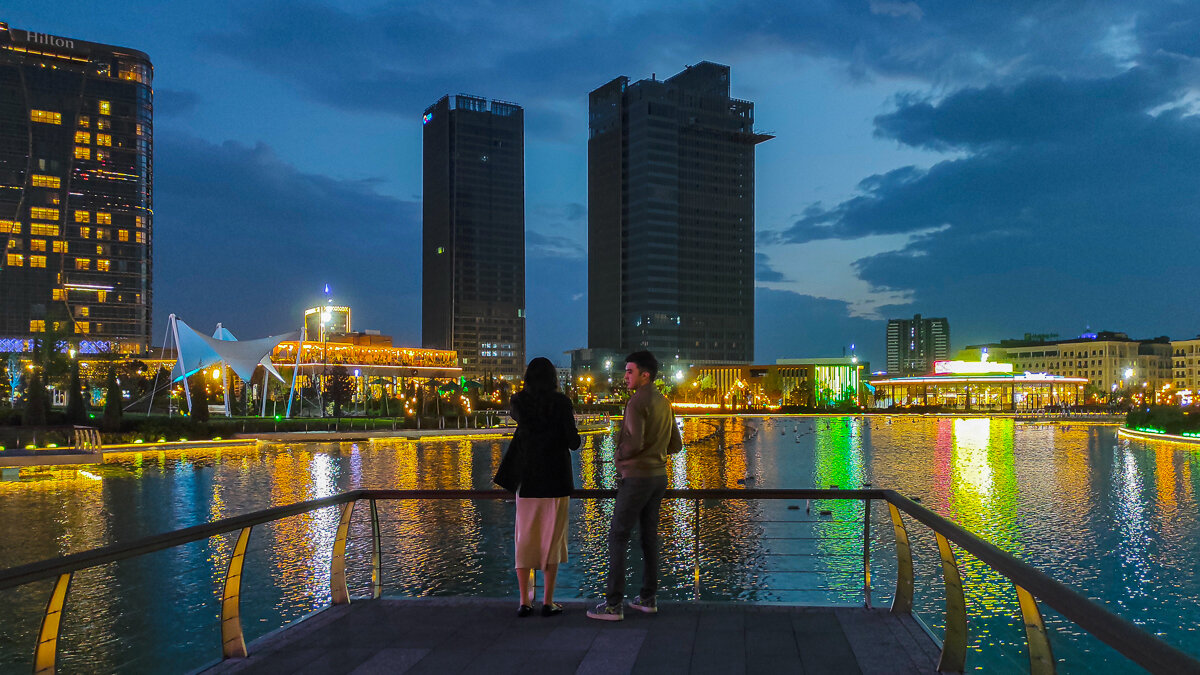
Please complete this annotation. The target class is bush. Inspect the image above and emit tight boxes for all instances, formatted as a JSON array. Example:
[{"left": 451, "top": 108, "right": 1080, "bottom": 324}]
[{"left": 1126, "top": 406, "right": 1198, "bottom": 435}]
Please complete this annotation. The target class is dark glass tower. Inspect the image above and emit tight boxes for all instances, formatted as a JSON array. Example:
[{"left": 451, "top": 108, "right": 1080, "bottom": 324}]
[
  {"left": 886, "top": 314, "right": 951, "bottom": 376},
  {"left": 588, "top": 62, "right": 770, "bottom": 365},
  {"left": 422, "top": 94, "right": 525, "bottom": 380},
  {"left": 0, "top": 22, "right": 153, "bottom": 352}
]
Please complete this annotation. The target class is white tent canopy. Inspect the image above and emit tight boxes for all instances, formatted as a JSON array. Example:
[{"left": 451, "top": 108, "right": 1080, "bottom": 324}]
[{"left": 170, "top": 318, "right": 295, "bottom": 383}]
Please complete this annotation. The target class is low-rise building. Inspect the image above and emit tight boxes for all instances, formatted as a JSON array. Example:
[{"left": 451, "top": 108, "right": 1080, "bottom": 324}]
[
  {"left": 961, "top": 331, "right": 1173, "bottom": 399},
  {"left": 1171, "top": 336, "right": 1200, "bottom": 405}
]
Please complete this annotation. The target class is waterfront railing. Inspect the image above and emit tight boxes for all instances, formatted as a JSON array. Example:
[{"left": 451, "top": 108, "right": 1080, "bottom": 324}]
[{"left": 1, "top": 489, "right": 1196, "bottom": 674}]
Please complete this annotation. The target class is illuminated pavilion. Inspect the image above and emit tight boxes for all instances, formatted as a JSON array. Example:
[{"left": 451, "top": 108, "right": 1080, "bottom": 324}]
[{"left": 870, "top": 359, "right": 1087, "bottom": 411}]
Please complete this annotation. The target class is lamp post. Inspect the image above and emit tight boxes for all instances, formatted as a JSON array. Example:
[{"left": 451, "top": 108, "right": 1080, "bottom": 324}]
[{"left": 319, "top": 309, "right": 331, "bottom": 418}]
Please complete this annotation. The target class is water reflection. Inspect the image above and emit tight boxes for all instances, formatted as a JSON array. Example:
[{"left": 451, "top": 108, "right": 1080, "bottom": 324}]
[{"left": 1, "top": 419, "right": 1199, "bottom": 673}]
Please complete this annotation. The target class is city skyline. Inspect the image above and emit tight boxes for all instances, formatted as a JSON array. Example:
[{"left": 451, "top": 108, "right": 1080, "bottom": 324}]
[{"left": 1, "top": 3, "right": 1197, "bottom": 368}]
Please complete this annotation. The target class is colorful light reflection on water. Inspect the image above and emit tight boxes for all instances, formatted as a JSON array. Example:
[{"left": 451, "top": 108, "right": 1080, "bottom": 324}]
[{"left": 0, "top": 417, "right": 1198, "bottom": 673}]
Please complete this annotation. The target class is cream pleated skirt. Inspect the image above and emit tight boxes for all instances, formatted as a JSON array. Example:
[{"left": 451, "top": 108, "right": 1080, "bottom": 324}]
[{"left": 514, "top": 495, "right": 569, "bottom": 569}]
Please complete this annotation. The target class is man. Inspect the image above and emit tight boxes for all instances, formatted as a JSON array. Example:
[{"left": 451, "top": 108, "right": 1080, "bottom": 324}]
[{"left": 588, "top": 350, "right": 683, "bottom": 621}]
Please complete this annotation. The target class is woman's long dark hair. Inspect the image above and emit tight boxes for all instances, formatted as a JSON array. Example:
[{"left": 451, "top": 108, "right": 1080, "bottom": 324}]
[{"left": 521, "top": 357, "right": 559, "bottom": 395}]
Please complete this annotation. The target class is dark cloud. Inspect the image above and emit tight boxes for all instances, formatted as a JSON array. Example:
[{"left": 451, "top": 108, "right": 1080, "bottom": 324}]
[
  {"left": 200, "top": 0, "right": 1150, "bottom": 133},
  {"left": 777, "top": 58, "right": 1200, "bottom": 343},
  {"left": 755, "top": 288, "right": 883, "bottom": 364},
  {"left": 155, "top": 89, "right": 199, "bottom": 118},
  {"left": 154, "top": 136, "right": 421, "bottom": 343},
  {"left": 755, "top": 253, "right": 786, "bottom": 282}
]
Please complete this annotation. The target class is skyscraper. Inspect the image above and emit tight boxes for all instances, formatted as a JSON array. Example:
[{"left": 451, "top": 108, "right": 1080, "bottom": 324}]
[
  {"left": 422, "top": 94, "right": 525, "bottom": 379},
  {"left": 0, "top": 23, "right": 153, "bottom": 351},
  {"left": 886, "top": 314, "right": 951, "bottom": 376},
  {"left": 588, "top": 62, "right": 770, "bottom": 365}
]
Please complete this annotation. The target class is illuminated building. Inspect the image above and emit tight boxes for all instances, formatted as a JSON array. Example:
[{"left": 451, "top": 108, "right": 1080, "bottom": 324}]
[
  {"left": 303, "top": 305, "right": 350, "bottom": 341},
  {"left": 870, "top": 358, "right": 1086, "bottom": 410},
  {"left": 0, "top": 23, "right": 153, "bottom": 351},
  {"left": 588, "top": 62, "right": 771, "bottom": 365},
  {"left": 960, "top": 331, "right": 1173, "bottom": 398},
  {"left": 885, "top": 314, "right": 950, "bottom": 376},
  {"left": 691, "top": 357, "right": 868, "bottom": 408},
  {"left": 1171, "top": 336, "right": 1200, "bottom": 405},
  {"left": 422, "top": 94, "right": 525, "bottom": 380}
]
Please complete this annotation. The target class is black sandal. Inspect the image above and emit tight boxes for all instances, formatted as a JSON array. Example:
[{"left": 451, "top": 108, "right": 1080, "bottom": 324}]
[
  {"left": 541, "top": 603, "right": 563, "bottom": 617},
  {"left": 517, "top": 604, "right": 533, "bottom": 617}
]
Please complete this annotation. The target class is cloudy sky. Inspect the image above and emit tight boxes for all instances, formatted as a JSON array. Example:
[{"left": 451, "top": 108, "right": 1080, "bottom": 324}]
[{"left": 6, "top": 1, "right": 1199, "bottom": 367}]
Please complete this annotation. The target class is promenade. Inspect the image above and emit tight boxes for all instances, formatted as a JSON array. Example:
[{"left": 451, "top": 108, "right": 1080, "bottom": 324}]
[{"left": 204, "top": 597, "right": 939, "bottom": 675}]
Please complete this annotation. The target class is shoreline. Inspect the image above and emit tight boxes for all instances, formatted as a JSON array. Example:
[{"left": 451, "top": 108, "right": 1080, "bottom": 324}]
[
  {"left": 1118, "top": 427, "right": 1200, "bottom": 445},
  {"left": 0, "top": 424, "right": 615, "bottom": 471}
]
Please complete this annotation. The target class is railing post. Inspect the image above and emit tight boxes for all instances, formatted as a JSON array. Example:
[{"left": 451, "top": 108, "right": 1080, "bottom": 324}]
[
  {"left": 888, "top": 502, "right": 913, "bottom": 614},
  {"left": 330, "top": 500, "right": 356, "bottom": 605},
  {"left": 1016, "top": 584, "right": 1056, "bottom": 674},
  {"left": 370, "top": 499, "right": 382, "bottom": 599},
  {"left": 692, "top": 498, "right": 700, "bottom": 601},
  {"left": 863, "top": 498, "right": 871, "bottom": 608},
  {"left": 221, "top": 526, "right": 252, "bottom": 659},
  {"left": 33, "top": 572, "right": 71, "bottom": 675},
  {"left": 935, "top": 532, "right": 968, "bottom": 673}
]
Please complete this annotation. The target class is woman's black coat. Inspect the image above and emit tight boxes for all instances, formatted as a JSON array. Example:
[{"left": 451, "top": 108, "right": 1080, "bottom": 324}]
[{"left": 500, "top": 391, "right": 581, "bottom": 498}]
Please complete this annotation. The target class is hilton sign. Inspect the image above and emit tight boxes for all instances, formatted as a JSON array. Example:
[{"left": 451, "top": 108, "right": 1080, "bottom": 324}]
[{"left": 15, "top": 30, "right": 76, "bottom": 49}]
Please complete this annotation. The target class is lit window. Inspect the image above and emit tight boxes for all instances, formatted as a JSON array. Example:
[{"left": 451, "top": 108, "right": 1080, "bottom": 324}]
[
  {"left": 96, "top": 212, "right": 112, "bottom": 224},
  {"left": 97, "top": 118, "right": 110, "bottom": 131},
  {"left": 31, "top": 223, "right": 59, "bottom": 236},
  {"left": 30, "top": 240, "right": 46, "bottom": 251},
  {"left": 97, "top": 229, "right": 109, "bottom": 240},
  {"left": 97, "top": 290, "right": 107, "bottom": 302},
  {"left": 118, "top": 230, "right": 129, "bottom": 241},
  {"left": 30, "top": 255, "right": 46, "bottom": 268},
  {"left": 75, "top": 258, "right": 90, "bottom": 270},
  {"left": 32, "top": 174, "right": 61, "bottom": 188},
  {"left": 96, "top": 134, "right": 112, "bottom": 147},
  {"left": 136, "top": 123, "right": 143, "bottom": 136},
  {"left": 97, "top": 259, "right": 110, "bottom": 271},
  {"left": 52, "top": 241, "right": 67, "bottom": 253},
  {"left": 74, "top": 211, "right": 90, "bottom": 223},
  {"left": 51, "top": 288, "right": 66, "bottom": 300},
  {"left": 78, "top": 306, "right": 89, "bottom": 317},
  {"left": 95, "top": 245, "right": 103, "bottom": 255},
  {"left": 7, "top": 253, "right": 23, "bottom": 267},
  {"left": 0, "top": 220, "right": 20, "bottom": 234},
  {"left": 74, "top": 146, "right": 91, "bottom": 160},
  {"left": 30, "top": 207, "right": 58, "bottom": 220},
  {"left": 135, "top": 232, "right": 145, "bottom": 243},
  {"left": 7, "top": 239, "right": 20, "bottom": 250},
  {"left": 74, "top": 131, "right": 91, "bottom": 144},
  {"left": 74, "top": 321, "right": 90, "bottom": 335},
  {"left": 96, "top": 150, "right": 109, "bottom": 162},
  {"left": 135, "top": 216, "right": 145, "bottom": 228},
  {"left": 30, "top": 110, "right": 62, "bottom": 124},
  {"left": 30, "top": 320, "right": 45, "bottom": 332},
  {"left": 98, "top": 100, "right": 110, "bottom": 115},
  {"left": 78, "top": 116, "right": 90, "bottom": 128},
  {"left": 80, "top": 227, "right": 91, "bottom": 238}
]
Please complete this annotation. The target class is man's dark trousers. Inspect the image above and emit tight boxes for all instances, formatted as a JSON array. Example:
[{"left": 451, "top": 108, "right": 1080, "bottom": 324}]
[{"left": 605, "top": 475, "right": 669, "bottom": 605}]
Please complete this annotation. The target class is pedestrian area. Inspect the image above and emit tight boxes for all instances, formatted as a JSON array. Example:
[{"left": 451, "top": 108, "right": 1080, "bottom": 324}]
[{"left": 203, "top": 597, "right": 939, "bottom": 675}]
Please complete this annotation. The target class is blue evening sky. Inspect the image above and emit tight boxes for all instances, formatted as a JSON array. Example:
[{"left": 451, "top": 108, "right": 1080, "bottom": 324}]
[{"left": 5, "top": 2, "right": 1199, "bottom": 367}]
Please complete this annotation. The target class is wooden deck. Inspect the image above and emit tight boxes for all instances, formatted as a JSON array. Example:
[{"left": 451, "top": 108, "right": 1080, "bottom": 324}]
[{"left": 204, "top": 597, "right": 940, "bottom": 675}]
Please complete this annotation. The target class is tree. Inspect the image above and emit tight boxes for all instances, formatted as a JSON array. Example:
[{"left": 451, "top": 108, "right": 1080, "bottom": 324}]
[
  {"left": 324, "top": 365, "right": 354, "bottom": 419},
  {"left": 762, "top": 371, "right": 784, "bottom": 406},
  {"left": 189, "top": 374, "right": 209, "bottom": 422},
  {"left": 23, "top": 369, "right": 49, "bottom": 426},
  {"left": 65, "top": 358, "right": 88, "bottom": 425},
  {"left": 102, "top": 366, "right": 123, "bottom": 432}
]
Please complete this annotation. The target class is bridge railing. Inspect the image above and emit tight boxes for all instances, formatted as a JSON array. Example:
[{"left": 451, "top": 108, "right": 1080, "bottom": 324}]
[{"left": 1, "top": 488, "right": 1196, "bottom": 674}]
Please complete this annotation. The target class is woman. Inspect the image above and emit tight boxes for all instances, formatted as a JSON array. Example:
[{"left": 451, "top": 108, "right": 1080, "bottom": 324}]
[{"left": 498, "top": 357, "right": 581, "bottom": 617}]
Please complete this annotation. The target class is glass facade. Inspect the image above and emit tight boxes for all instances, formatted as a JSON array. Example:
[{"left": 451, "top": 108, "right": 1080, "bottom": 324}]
[
  {"left": 0, "top": 23, "right": 152, "bottom": 350},
  {"left": 588, "top": 62, "right": 770, "bottom": 364},
  {"left": 422, "top": 95, "right": 526, "bottom": 380}
]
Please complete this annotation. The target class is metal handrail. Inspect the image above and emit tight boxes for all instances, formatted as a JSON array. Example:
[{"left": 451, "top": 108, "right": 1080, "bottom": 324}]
[{"left": 3, "top": 488, "right": 1198, "bottom": 674}]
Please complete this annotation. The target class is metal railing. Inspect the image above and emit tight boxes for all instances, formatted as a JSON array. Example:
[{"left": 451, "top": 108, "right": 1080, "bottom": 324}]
[{"left": 1, "top": 488, "right": 1197, "bottom": 674}]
